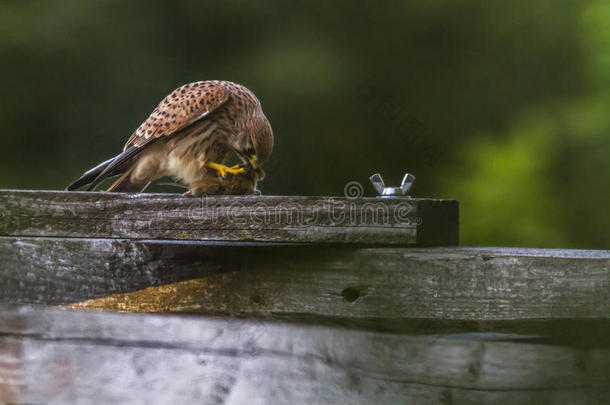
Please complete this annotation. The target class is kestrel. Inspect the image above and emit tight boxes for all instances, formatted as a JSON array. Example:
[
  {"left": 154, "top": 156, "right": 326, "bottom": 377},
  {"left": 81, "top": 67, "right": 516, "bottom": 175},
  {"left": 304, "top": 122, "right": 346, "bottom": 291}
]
[{"left": 66, "top": 80, "right": 273, "bottom": 195}]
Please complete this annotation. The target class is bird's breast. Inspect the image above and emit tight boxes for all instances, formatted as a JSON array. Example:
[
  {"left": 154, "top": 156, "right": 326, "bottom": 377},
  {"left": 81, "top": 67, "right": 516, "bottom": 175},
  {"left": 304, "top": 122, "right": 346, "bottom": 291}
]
[{"left": 164, "top": 122, "right": 230, "bottom": 184}]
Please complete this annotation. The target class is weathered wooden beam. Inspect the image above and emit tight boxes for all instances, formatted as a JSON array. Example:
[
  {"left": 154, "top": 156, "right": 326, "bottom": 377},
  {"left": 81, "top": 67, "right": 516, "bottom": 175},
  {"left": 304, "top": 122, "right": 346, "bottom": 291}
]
[
  {"left": 2, "top": 237, "right": 608, "bottom": 337},
  {"left": 0, "top": 236, "right": 240, "bottom": 304},
  {"left": 0, "top": 189, "right": 458, "bottom": 245},
  {"left": 0, "top": 306, "right": 607, "bottom": 404}
]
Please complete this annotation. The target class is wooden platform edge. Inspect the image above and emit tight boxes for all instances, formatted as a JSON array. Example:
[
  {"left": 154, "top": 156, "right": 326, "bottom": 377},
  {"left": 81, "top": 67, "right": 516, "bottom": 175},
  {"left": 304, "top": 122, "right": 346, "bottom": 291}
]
[{"left": 0, "top": 189, "right": 458, "bottom": 245}]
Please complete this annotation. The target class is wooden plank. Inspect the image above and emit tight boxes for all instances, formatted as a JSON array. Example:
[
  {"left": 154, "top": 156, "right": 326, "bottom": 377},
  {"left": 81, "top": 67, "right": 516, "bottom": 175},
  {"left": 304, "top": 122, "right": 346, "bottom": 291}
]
[
  {"left": 0, "top": 189, "right": 458, "bottom": 245},
  {"left": 0, "top": 306, "right": 608, "bottom": 404},
  {"left": 2, "top": 237, "right": 608, "bottom": 335},
  {"left": 0, "top": 237, "right": 239, "bottom": 304}
]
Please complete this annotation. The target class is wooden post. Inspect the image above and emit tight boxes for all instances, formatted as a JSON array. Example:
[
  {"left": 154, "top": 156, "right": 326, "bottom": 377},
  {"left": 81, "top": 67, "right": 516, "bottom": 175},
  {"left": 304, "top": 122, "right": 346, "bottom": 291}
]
[{"left": 0, "top": 189, "right": 609, "bottom": 403}]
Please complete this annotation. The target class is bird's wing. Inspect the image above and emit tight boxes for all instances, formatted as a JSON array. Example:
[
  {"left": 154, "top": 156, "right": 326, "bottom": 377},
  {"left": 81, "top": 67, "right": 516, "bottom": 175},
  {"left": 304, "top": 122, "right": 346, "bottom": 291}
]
[
  {"left": 87, "top": 82, "right": 230, "bottom": 190},
  {"left": 124, "top": 81, "right": 230, "bottom": 150}
]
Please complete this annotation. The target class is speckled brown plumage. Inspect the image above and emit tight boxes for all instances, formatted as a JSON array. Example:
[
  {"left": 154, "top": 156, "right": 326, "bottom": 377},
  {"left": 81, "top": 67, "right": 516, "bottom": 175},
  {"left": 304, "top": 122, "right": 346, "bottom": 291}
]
[{"left": 66, "top": 80, "right": 273, "bottom": 195}]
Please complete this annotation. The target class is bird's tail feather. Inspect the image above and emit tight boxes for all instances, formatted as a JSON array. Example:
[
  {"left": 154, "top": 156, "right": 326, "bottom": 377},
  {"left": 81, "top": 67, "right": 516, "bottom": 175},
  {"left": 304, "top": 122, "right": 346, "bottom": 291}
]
[
  {"left": 85, "top": 145, "right": 147, "bottom": 191},
  {"left": 105, "top": 168, "right": 150, "bottom": 192},
  {"left": 66, "top": 146, "right": 146, "bottom": 191},
  {"left": 65, "top": 157, "right": 117, "bottom": 191}
]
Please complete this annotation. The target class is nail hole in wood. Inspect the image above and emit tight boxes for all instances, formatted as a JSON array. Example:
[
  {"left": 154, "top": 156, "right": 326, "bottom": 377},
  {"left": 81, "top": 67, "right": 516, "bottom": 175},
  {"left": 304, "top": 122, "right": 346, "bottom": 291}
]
[
  {"left": 250, "top": 295, "right": 261, "bottom": 304},
  {"left": 341, "top": 287, "right": 360, "bottom": 303}
]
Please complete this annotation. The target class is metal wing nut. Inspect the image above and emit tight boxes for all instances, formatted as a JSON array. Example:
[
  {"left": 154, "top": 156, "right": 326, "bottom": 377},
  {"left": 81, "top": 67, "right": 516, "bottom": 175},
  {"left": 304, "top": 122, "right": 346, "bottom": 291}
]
[{"left": 369, "top": 172, "right": 416, "bottom": 197}]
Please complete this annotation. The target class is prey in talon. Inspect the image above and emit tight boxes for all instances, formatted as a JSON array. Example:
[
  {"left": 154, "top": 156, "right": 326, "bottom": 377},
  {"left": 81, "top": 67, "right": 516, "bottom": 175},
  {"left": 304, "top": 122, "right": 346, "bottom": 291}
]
[
  {"left": 66, "top": 80, "right": 273, "bottom": 195},
  {"left": 184, "top": 164, "right": 265, "bottom": 196}
]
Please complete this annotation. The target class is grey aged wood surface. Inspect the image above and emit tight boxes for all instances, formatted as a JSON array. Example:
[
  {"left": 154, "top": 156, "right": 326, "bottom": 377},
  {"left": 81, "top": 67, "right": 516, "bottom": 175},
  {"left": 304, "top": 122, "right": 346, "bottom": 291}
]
[
  {"left": 0, "top": 306, "right": 608, "bottom": 404},
  {"left": 2, "top": 237, "right": 608, "bottom": 338},
  {"left": 0, "top": 189, "right": 459, "bottom": 245},
  {"left": 2, "top": 190, "right": 609, "bottom": 403}
]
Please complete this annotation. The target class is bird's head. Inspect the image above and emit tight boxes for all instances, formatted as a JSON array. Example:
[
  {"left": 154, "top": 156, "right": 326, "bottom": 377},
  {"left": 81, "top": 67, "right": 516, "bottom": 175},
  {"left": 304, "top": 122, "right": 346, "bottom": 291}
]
[{"left": 235, "top": 114, "right": 273, "bottom": 170}]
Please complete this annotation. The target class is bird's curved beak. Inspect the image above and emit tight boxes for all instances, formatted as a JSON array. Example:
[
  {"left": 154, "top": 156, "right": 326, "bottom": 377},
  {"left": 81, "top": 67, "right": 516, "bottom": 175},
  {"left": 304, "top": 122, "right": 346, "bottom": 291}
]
[{"left": 248, "top": 154, "right": 259, "bottom": 169}]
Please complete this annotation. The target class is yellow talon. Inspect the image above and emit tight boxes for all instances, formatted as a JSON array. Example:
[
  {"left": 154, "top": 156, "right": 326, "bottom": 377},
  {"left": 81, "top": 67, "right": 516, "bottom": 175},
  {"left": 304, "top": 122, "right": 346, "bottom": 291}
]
[
  {"left": 227, "top": 164, "right": 245, "bottom": 174},
  {"left": 206, "top": 162, "right": 245, "bottom": 177}
]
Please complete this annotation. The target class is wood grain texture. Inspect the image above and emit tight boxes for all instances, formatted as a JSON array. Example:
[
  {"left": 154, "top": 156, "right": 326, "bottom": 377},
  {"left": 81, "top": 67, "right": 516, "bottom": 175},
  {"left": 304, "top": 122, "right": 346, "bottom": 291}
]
[
  {"left": 0, "top": 306, "right": 608, "bottom": 404},
  {"left": 3, "top": 189, "right": 609, "bottom": 403},
  {"left": 0, "top": 189, "right": 458, "bottom": 245},
  {"left": 2, "top": 237, "right": 608, "bottom": 327}
]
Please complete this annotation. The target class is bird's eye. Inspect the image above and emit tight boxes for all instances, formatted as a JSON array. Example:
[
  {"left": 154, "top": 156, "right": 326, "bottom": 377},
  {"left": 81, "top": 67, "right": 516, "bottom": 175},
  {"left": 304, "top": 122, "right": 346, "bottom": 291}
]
[{"left": 246, "top": 147, "right": 256, "bottom": 156}]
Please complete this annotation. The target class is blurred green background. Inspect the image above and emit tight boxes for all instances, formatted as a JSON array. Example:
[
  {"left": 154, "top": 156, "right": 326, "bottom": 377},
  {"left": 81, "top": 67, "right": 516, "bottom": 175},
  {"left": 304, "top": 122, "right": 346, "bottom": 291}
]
[{"left": 0, "top": 0, "right": 608, "bottom": 249}]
